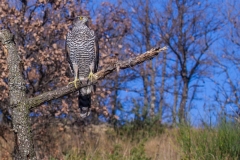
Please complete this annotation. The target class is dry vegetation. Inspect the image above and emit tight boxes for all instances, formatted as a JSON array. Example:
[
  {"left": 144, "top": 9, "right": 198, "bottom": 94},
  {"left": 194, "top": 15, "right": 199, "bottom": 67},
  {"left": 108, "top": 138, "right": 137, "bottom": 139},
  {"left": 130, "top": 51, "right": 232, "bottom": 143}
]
[
  {"left": 0, "top": 120, "right": 239, "bottom": 160},
  {"left": 0, "top": 0, "right": 240, "bottom": 159},
  {"left": 0, "top": 122, "right": 181, "bottom": 160}
]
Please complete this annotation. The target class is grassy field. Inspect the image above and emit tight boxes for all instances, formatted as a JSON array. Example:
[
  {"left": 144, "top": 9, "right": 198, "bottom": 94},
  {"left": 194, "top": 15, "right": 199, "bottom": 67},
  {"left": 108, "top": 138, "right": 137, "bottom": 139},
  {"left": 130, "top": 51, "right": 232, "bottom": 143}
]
[
  {"left": 0, "top": 119, "right": 239, "bottom": 160},
  {"left": 54, "top": 120, "right": 240, "bottom": 160}
]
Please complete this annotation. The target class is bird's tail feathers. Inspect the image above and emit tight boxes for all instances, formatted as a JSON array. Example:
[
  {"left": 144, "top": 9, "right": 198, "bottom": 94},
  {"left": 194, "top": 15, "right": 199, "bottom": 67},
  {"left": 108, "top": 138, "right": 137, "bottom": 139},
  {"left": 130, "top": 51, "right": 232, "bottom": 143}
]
[{"left": 78, "top": 89, "right": 91, "bottom": 118}]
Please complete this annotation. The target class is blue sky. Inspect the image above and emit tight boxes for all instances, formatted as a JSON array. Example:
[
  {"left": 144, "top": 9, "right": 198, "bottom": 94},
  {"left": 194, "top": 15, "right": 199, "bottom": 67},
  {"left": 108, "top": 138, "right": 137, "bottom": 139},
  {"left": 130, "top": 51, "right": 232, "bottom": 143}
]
[
  {"left": 2, "top": 0, "right": 238, "bottom": 126},
  {"left": 92, "top": 0, "right": 240, "bottom": 126}
]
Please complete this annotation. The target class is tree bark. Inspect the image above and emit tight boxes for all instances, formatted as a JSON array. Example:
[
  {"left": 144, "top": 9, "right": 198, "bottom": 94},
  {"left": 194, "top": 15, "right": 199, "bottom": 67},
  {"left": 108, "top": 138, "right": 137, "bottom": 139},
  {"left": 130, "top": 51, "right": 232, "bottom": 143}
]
[
  {"left": 172, "top": 59, "right": 179, "bottom": 127},
  {"left": 27, "top": 46, "right": 167, "bottom": 109},
  {"left": 158, "top": 51, "right": 167, "bottom": 123},
  {"left": 179, "top": 76, "right": 189, "bottom": 124},
  {"left": 150, "top": 61, "right": 156, "bottom": 118},
  {"left": 0, "top": 29, "right": 36, "bottom": 160},
  {"left": 144, "top": 0, "right": 156, "bottom": 118},
  {"left": 0, "top": 29, "right": 167, "bottom": 159},
  {"left": 141, "top": 72, "right": 149, "bottom": 119}
]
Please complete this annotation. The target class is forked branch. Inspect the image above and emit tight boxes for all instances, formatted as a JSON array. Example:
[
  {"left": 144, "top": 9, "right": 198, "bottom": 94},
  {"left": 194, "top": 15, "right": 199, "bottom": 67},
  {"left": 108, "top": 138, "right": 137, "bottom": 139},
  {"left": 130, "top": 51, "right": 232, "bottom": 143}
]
[{"left": 0, "top": 28, "right": 166, "bottom": 159}]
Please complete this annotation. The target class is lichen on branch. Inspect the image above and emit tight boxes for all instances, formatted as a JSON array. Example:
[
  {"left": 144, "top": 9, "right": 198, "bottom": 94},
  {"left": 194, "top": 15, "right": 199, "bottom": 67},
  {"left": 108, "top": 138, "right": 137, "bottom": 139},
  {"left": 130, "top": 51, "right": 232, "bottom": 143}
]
[
  {"left": 27, "top": 46, "right": 167, "bottom": 109},
  {"left": 0, "top": 28, "right": 167, "bottom": 160},
  {"left": 0, "top": 29, "right": 36, "bottom": 160}
]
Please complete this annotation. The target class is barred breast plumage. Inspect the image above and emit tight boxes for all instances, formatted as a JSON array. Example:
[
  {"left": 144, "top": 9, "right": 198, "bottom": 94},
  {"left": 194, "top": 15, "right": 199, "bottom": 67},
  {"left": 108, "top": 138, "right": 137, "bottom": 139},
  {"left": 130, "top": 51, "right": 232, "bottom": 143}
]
[{"left": 66, "top": 16, "right": 99, "bottom": 118}]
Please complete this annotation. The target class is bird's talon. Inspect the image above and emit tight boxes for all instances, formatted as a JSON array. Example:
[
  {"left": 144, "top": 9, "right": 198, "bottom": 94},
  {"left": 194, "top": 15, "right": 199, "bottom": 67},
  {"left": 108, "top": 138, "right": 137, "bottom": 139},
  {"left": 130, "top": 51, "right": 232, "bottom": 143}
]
[
  {"left": 69, "top": 78, "right": 80, "bottom": 88},
  {"left": 88, "top": 72, "right": 96, "bottom": 82}
]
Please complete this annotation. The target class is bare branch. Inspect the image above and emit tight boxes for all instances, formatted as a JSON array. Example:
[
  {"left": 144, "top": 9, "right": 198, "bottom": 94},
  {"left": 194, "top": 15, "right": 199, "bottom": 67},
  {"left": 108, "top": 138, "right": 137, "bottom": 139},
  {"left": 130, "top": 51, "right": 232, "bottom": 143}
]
[
  {"left": 0, "top": 27, "right": 166, "bottom": 159},
  {"left": 27, "top": 46, "right": 167, "bottom": 109}
]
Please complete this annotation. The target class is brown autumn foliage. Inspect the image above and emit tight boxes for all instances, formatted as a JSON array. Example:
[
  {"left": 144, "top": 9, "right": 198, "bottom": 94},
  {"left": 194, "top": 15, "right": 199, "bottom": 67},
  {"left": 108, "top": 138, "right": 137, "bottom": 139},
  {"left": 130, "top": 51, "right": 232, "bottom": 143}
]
[
  {"left": 0, "top": 0, "right": 131, "bottom": 158},
  {"left": 0, "top": 0, "right": 239, "bottom": 159},
  {"left": 0, "top": 0, "right": 226, "bottom": 130},
  {"left": 0, "top": 0, "right": 130, "bottom": 124}
]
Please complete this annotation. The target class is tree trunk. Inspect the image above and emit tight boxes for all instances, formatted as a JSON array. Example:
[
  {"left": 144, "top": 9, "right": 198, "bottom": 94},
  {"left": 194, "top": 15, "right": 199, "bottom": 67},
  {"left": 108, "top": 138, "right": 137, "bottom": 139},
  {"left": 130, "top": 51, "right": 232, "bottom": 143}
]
[
  {"left": 179, "top": 76, "right": 189, "bottom": 124},
  {"left": 0, "top": 29, "right": 167, "bottom": 159},
  {"left": 158, "top": 51, "right": 167, "bottom": 123},
  {"left": 0, "top": 29, "right": 36, "bottom": 160},
  {"left": 142, "top": 72, "right": 149, "bottom": 119},
  {"left": 150, "top": 61, "right": 156, "bottom": 118},
  {"left": 172, "top": 59, "right": 179, "bottom": 126},
  {"left": 110, "top": 72, "right": 119, "bottom": 125}
]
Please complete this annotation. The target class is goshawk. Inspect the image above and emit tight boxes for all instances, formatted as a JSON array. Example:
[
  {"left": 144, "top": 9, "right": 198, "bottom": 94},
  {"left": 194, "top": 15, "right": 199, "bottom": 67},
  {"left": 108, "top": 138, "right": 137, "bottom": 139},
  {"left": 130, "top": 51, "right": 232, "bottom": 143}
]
[{"left": 66, "top": 16, "right": 99, "bottom": 118}]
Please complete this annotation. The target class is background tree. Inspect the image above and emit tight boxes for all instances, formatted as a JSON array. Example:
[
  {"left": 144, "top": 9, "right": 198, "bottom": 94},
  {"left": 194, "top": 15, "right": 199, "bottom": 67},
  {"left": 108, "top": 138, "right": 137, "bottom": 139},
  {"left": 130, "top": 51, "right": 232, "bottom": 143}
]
[
  {"left": 154, "top": 0, "right": 221, "bottom": 123},
  {"left": 119, "top": 0, "right": 166, "bottom": 123},
  {"left": 0, "top": 0, "right": 240, "bottom": 158},
  {"left": 211, "top": 0, "right": 240, "bottom": 123},
  {"left": 94, "top": 2, "right": 130, "bottom": 124}
]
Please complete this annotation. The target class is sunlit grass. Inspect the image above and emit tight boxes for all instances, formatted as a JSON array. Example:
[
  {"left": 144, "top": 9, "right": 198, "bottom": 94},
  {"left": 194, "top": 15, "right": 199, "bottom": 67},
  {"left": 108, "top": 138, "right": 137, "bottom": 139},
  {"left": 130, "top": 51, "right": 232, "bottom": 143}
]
[
  {"left": 177, "top": 122, "right": 240, "bottom": 160},
  {"left": 38, "top": 118, "right": 240, "bottom": 160}
]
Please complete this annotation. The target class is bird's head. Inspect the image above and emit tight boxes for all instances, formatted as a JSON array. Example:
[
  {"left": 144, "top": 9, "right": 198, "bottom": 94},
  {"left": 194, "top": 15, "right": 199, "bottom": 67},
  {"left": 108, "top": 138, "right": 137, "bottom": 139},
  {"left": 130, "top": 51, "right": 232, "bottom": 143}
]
[{"left": 73, "top": 16, "right": 88, "bottom": 26}]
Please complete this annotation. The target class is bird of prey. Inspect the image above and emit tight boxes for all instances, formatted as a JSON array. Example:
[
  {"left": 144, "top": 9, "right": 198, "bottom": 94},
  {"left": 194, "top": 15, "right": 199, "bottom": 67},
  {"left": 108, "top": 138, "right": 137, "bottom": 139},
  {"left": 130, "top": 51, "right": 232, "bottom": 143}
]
[{"left": 66, "top": 16, "right": 99, "bottom": 118}]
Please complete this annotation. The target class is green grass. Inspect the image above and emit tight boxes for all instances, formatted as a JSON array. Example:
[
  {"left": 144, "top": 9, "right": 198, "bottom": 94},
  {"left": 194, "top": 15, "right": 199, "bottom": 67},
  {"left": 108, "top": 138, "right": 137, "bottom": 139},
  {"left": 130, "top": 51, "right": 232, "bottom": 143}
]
[
  {"left": 49, "top": 118, "right": 240, "bottom": 160},
  {"left": 177, "top": 122, "right": 240, "bottom": 160},
  {"left": 115, "top": 117, "right": 165, "bottom": 142}
]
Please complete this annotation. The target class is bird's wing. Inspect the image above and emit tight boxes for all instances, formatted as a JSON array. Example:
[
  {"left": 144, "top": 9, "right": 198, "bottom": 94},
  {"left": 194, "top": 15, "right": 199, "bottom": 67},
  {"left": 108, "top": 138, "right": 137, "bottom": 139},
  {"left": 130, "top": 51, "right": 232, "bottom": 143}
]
[
  {"left": 65, "top": 34, "right": 74, "bottom": 74},
  {"left": 94, "top": 32, "right": 99, "bottom": 73}
]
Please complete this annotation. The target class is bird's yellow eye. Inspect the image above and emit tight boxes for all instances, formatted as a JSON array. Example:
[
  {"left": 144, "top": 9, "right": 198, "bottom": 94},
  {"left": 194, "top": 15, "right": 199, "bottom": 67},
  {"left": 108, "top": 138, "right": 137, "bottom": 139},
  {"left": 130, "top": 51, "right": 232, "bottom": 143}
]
[{"left": 79, "top": 16, "right": 83, "bottom": 20}]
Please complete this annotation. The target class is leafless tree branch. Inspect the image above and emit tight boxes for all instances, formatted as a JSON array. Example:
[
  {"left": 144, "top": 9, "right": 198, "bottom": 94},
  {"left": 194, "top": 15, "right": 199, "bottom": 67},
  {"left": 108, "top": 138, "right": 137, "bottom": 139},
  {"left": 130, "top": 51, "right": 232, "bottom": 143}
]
[{"left": 27, "top": 46, "right": 167, "bottom": 109}]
